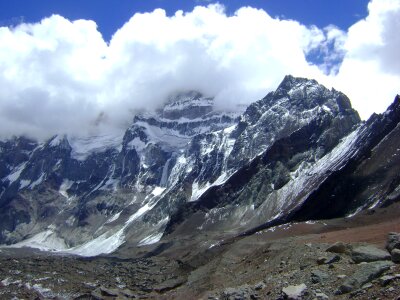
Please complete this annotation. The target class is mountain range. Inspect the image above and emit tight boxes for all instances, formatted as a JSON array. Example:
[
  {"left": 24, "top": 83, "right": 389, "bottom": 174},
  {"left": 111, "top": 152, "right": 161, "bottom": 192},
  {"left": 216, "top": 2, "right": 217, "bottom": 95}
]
[{"left": 0, "top": 75, "right": 399, "bottom": 259}]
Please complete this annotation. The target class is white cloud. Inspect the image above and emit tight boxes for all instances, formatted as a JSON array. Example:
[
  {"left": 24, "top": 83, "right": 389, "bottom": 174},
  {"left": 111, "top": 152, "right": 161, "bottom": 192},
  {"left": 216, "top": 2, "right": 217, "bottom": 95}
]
[
  {"left": 330, "top": 0, "right": 400, "bottom": 119},
  {"left": 0, "top": 1, "right": 399, "bottom": 140}
]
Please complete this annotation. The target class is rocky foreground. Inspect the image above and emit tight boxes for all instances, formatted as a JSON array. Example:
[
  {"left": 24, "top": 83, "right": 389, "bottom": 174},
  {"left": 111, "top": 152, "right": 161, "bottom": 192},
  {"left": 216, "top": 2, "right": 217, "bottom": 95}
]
[{"left": 1, "top": 203, "right": 400, "bottom": 299}]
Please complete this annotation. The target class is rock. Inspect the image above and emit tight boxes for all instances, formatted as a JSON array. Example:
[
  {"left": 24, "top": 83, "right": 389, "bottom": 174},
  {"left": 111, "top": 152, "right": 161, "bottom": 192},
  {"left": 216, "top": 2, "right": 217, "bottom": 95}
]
[
  {"left": 300, "top": 263, "right": 310, "bottom": 270},
  {"left": 254, "top": 282, "right": 265, "bottom": 290},
  {"left": 325, "top": 254, "right": 341, "bottom": 264},
  {"left": 99, "top": 286, "right": 119, "bottom": 297},
  {"left": 315, "top": 292, "right": 329, "bottom": 299},
  {"left": 337, "top": 261, "right": 393, "bottom": 294},
  {"left": 75, "top": 293, "right": 92, "bottom": 299},
  {"left": 282, "top": 283, "right": 307, "bottom": 299},
  {"left": 317, "top": 257, "right": 327, "bottom": 265},
  {"left": 361, "top": 283, "right": 373, "bottom": 289},
  {"left": 311, "top": 270, "right": 329, "bottom": 284},
  {"left": 337, "top": 274, "right": 347, "bottom": 279},
  {"left": 379, "top": 275, "right": 395, "bottom": 286},
  {"left": 90, "top": 289, "right": 105, "bottom": 300},
  {"left": 121, "top": 288, "right": 138, "bottom": 298},
  {"left": 326, "top": 242, "right": 348, "bottom": 254},
  {"left": 222, "top": 285, "right": 256, "bottom": 300},
  {"left": 350, "top": 245, "right": 391, "bottom": 263},
  {"left": 391, "top": 248, "right": 400, "bottom": 263},
  {"left": 153, "top": 277, "right": 186, "bottom": 293},
  {"left": 91, "top": 286, "right": 123, "bottom": 299},
  {"left": 386, "top": 232, "right": 400, "bottom": 253},
  {"left": 316, "top": 254, "right": 340, "bottom": 265}
]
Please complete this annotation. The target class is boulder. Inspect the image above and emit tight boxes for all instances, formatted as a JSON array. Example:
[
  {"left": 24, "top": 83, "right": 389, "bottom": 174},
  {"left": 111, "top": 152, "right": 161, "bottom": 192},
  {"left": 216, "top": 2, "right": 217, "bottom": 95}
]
[
  {"left": 326, "top": 242, "right": 348, "bottom": 254},
  {"left": 350, "top": 245, "right": 391, "bottom": 263},
  {"left": 386, "top": 232, "right": 400, "bottom": 253},
  {"left": 282, "top": 283, "right": 307, "bottom": 299},
  {"left": 391, "top": 248, "right": 400, "bottom": 263},
  {"left": 337, "top": 261, "right": 393, "bottom": 294}
]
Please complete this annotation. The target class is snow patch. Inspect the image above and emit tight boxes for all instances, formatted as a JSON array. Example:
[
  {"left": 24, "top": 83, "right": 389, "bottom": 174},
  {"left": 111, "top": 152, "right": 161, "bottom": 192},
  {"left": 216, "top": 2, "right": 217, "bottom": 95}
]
[
  {"left": 49, "top": 135, "right": 63, "bottom": 147},
  {"left": 69, "top": 133, "right": 123, "bottom": 161},
  {"left": 29, "top": 173, "right": 45, "bottom": 189},
  {"left": 66, "top": 228, "right": 125, "bottom": 257},
  {"left": 152, "top": 186, "right": 166, "bottom": 197},
  {"left": 127, "top": 137, "right": 146, "bottom": 152},
  {"left": 19, "top": 179, "right": 31, "bottom": 189},
  {"left": 59, "top": 179, "right": 74, "bottom": 199},
  {"left": 106, "top": 211, "right": 122, "bottom": 224},
  {"left": 190, "top": 172, "right": 229, "bottom": 202},
  {"left": 7, "top": 230, "right": 68, "bottom": 252},
  {"left": 138, "top": 232, "right": 163, "bottom": 246},
  {"left": 136, "top": 121, "right": 191, "bottom": 149},
  {"left": 5, "top": 162, "right": 27, "bottom": 183}
]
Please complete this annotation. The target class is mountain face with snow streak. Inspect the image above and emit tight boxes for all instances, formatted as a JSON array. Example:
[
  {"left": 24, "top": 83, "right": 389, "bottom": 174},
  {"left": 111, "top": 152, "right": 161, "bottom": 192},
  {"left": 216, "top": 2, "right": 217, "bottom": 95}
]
[{"left": 0, "top": 75, "right": 399, "bottom": 257}]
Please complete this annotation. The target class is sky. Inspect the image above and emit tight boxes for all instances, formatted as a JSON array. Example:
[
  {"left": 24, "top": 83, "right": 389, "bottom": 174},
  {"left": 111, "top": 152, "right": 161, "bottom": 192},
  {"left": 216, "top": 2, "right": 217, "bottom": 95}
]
[{"left": 0, "top": 0, "right": 399, "bottom": 140}]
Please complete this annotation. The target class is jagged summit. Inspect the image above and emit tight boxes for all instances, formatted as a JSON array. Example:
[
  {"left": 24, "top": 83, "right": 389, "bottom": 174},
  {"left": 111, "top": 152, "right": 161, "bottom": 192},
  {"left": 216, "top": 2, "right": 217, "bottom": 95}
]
[
  {"left": 159, "top": 91, "right": 214, "bottom": 120},
  {"left": 0, "top": 76, "right": 398, "bottom": 260}
]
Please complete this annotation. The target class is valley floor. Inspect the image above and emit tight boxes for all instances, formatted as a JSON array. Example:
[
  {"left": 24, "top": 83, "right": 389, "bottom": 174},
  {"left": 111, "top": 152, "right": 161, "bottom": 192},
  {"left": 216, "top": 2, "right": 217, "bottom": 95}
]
[{"left": 1, "top": 203, "right": 400, "bottom": 299}]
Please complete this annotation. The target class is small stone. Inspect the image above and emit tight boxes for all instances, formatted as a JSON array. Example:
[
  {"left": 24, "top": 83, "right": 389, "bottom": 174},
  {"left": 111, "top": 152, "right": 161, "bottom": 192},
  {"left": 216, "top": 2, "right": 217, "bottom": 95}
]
[
  {"left": 326, "top": 254, "right": 341, "bottom": 264},
  {"left": 379, "top": 275, "right": 395, "bottom": 286},
  {"left": 361, "top": 283, "right": 373, "bottom": 289},
  {"left": 311, "top": 270, "right": 329, "bottom": 284},
  {"left": 99, "top": 286, "right": 119, "bottom": 297},
  {"left": 300, "top": 263, "right": 309, "bottom": 270},
  {"left": 317, "top": 257, "right": 327, "bottom": 265},
  {"left": 337, "top": 274, "right": 347, "bottom": 279},
  {"left": 254, "top": 282, "right": 265, "bottom": 290},
  {"left": 326, "top": 242, "right": 348, "bottom": 254},
  {"left": 222, "top": 285, "right": 256, "bottom": 300},
  {"left": 391, "top": 248, "right": 400, "bottom": 263},
  {"left": 282, "top": 283, "right": 307, "bottom": 300},
  {"left": 121, "top": 288, "right": 138, "bottom": 298},
  {"left": 387, "top": 287, "right": 395, "bottom": 292},
  {"left": 315, "top": 292, "right": 329, "bottom": 299}
]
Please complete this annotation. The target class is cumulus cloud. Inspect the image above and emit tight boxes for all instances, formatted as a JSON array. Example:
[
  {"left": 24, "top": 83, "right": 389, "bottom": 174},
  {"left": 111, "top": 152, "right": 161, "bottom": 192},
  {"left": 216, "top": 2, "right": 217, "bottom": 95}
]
[
  {"left": 0, "top": 1, "right": 399, "bottom": 140},
  {"left": 330, "top": 0, "right": 400, "bottom": 119}
]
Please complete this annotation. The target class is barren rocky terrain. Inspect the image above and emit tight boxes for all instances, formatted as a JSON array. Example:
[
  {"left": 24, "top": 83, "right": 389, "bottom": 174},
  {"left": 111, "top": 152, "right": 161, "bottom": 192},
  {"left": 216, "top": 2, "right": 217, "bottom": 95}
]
[{"left": 1, "top": 202, "right": 400, "bottom": 299}]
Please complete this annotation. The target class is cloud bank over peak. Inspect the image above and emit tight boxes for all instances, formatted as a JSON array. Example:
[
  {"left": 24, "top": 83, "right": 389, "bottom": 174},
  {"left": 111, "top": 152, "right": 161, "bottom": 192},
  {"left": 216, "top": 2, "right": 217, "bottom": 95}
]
[{"left": 0, "top": 1, "right": 399, "bottom": 140}]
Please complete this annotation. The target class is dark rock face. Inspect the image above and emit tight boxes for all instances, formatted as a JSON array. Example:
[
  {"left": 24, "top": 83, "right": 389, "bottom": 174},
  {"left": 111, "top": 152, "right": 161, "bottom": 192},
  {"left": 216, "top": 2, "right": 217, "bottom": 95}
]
[{"left": 0, "top": 75, "right": 399, "bottom": 257}]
